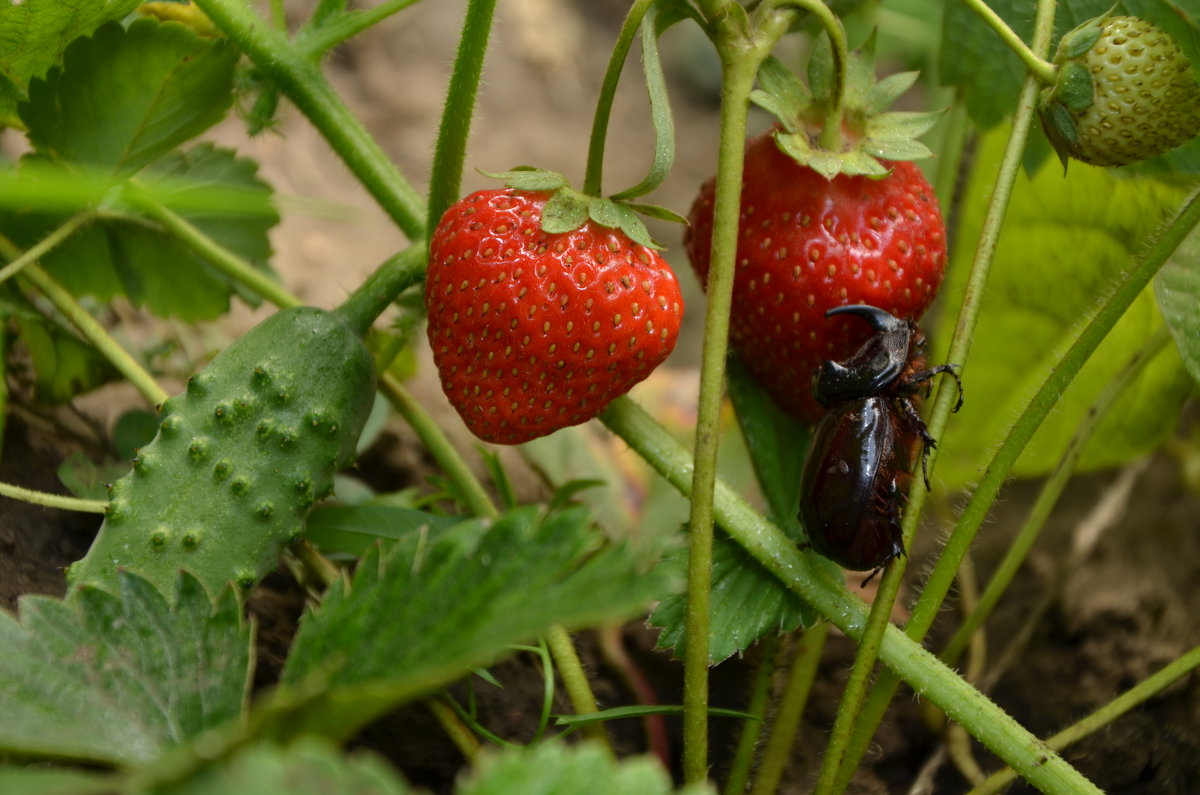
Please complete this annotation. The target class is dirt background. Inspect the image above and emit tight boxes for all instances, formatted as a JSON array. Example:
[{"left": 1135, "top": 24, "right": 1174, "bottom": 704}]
[{"left": 2, "top": 1, "right": 1200, "bottom": 792}]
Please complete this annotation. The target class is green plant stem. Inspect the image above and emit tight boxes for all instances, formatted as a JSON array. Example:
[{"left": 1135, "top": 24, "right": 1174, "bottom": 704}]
[
  {"left": 723, "top": 634, "right": 781, "bottom": 795},
  {"left": 970, "top": 644, "right": 1200, "bottom": 795},
  {"left": 787, "top": 0, "right": 848, "bottom": 152},
  {"left": 130, "top": 189, "right": 300, "bottom": 311},
  {"left": 427, "top": 697, "right": 482, "bottom": 761},
  {"left": 830, "top": 4, "right": 1060, "bottom": 785},
  {"left": 425, "top": 0, "right": 497, "bottom": 241},
  {"left": 582, "top": 0, "right": 657, "bottom": 197},
  {"left": 941, "top": 326, "right": 1171, "bottom": 668},
  {"left": 192, "top": 0, "right": 426, "bottom": 240},
  {"left": 545, "top": 625, "right": 613, "bottom": 755},
  {"left": 268, "top": 0, "right": 285, "bottom": 29},
  {"left": 751, "top": 622, "right": 829, "bottom": 795},
  {"left": 0, "top": 212, "right": 92, "bottom": 287},
  {"left": 19, "top": 265, "right": 169, "bottom": 407},
  {"left": 334, "top": 246, "right": 427, "bottom": 336},
  {"left": 958, "top": 0, "right": 1056, "bottom": 83},
  {"left": 682, "top": 7, "right": 794, "bottom": 784},
  {"left": 0, "top": 481, "right": 106, "bottom": 513},
  {"left": 600, "top": 396, "right": 1099, "bottom": 795},
  {"left": 297, "top": 0, "right": 424, "bottom": 59}
]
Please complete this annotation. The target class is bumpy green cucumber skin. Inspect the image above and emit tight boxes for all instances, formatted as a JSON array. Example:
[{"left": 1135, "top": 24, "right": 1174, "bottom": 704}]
[{"left": 68, "top": 307, "right": 376, "bottom": 600}]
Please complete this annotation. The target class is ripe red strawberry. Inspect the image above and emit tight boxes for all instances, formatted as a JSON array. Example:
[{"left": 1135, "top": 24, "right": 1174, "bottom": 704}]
[
  {"left": 686, "top": 48, "right": 948, "bottom": 424},
  {"left": 1040, "top": 15, "right": 1200, "bottom": 168},
  {"left": 426, "top": 188, "right": 684, "bottom": 444}
]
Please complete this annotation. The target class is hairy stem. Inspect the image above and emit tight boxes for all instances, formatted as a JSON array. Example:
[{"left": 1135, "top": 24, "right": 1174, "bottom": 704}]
[
  {"left": 682, "top": 6, "right": 795, "bottom": 783},
  {"left": 426, "top": 0, "right": 498, "bottom": 241},
  {"left": 192, "top": 0, "right": 426, "bottom": 240},
  {"left": 957, "top": 0, "right": 1057, "bottom": 83}
]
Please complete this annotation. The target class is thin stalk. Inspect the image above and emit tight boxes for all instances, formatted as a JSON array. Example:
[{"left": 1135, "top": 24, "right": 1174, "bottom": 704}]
[
  {"left": 129, "top": 189, "right": 300, "bottom": 311},
  {"left": 682, "top": 7, "right": 795, "bottom": 782},
  {"left": 600, "top": 396, "right": 1100, "bottom": 794},
  {"left": 0, "top": 212, "right": 92, "bottom": 287},
  {"left": 427, "top": 697, "right": 482, "bottom": 761},
  {"left": 269, "top": 0, "right": 285, "bottom": 30},
  {"left": 788, "top": 0, "right": 848, "bottom": 152},
  {"left": 333, "top": 245, "right": 427, "bottom": 337},
  {"left": 723, "top": 634, "right": 781, "bottom": 795},
  {"left": 425, "top": 0, "right": 498, "bottom": 241},
  {"left": 957, "top": 0, "right": 1056, "bottom": 84},
  {"left": 297, "top": 0, "right": 424, "bottom": 59},
  {"left": 970, "top": 645, "right": 1200, "bottom": 795},
  {"left": 192, "top": 0, "right": 427, "bottom": 240},
  {"left": 0, "top": 481, "right": 106, "bottom": 513},
  {"left": 941, "top": 327, "right": 1172, "bottom": 667},
  {"left": 831, "top": 3, "right": 1061, "bottom": 786},
  {"left": 751, "top": 622, "right": 829, "bottom": 795},
  {"left": 545, "top": 625, "right": 614, "bottom": 755},
  {"left": 20, "top": 265, "right": 168, "bottom": 407},
  {"left": 582, "top": 0, "right": 657, "bottom": 196}
]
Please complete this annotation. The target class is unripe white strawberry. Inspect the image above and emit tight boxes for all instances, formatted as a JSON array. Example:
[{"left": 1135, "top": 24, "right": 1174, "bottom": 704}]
[{"left": 1040, "top": 15, "right": 1200, "bottom": 168}]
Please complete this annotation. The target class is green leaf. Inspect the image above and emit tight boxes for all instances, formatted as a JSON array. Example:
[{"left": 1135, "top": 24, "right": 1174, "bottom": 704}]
[
  {"left": 867, "top": 71, "right": 919, "bottom": 114},
  {"left": 113, "top": 409, "right": 160, "bottom": 460},
  {"left": 305, "top": 503, "right": 463, "bottom": 557},
  {"left": 0, "top": 0, "right": 141, "bottom": 126},
  {"left": 16, "top": 317, "right": 119, "bottom": 403},
  {"left": 484, "top": 168, "right": 567, "bottom": 193},
  {"left": 0, "top": 571, "right": 251, "bottom": 766},
  {"left": 624, "top": 202, "right": 688, "bottom": 225},
  {"left": 274, "top": 506, "right": 677, "bottom": 739},
  {"left": 56, "top": 450, "right": 128, "bottom": 501},
  {"left": 933, "top": 127, "right": 1195, "bottom": 488},
  {"left": 39, "top": 145, "right": 278, "bottom": 321},
  {"left": 20, "top": 19, "right": 237, "bottom": 176},
  {"left": 1155, "top": 228, "right": 1200, "bottom": 384},
  {"left": 458, "top": 742, "right": 713, "bottom": 795},
  {"left": 649, "top": 535, "right": 813, "bottom": 664},
  {"left": 158, "top": 739, "right": 413, "bottom": 795}
]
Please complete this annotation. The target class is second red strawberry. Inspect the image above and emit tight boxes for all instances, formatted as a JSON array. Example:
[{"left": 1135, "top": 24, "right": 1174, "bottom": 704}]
[{"left": 426, "top": 189, "right": 685, "bottom": 444}]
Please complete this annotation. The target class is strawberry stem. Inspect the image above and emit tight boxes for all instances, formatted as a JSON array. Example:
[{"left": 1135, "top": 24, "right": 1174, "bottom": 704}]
[
  {"left": 426, "top": 0, "right": 497, "bottom": 241},
  {"left": 960, "top": 0, "right": 1057, "bottom": 85},
  {"left": 785, "top": 0, "right": 849, "bottom": 152},
  {"left": 682, "top": 4, "right": 797, "bottom": 784}
]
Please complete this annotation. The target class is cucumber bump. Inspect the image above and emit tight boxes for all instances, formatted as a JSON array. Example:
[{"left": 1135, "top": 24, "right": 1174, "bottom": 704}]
[{"left": 68, "top": 307, "right": 376, "bottom": 600}]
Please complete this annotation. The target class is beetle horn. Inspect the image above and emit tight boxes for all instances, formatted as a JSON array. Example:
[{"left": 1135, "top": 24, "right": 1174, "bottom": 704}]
[{"left": 825, "top": 304, "right": 908, "bottom": 333}]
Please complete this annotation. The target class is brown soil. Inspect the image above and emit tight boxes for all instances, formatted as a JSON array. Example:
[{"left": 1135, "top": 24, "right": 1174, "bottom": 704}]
[{"left": 3, "top": 2, "right": 1199, "bottom": 793}]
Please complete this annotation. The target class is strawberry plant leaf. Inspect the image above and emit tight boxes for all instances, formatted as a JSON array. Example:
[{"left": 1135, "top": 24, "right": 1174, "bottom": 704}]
[
  {"left": 38, "top": 145, "right": 277, "bottom": 320},
  {"left": 157, "top": 739, "right": 413, "bottom": 795},
  {"left": 934, "top": 128, "right": 1195, "bottom": 488},
  {"left": 0, "top": 571, "right": 251, "bottom": 766},
  {"left": 274, "top": 506, "right": 677, "bottom": 738},
  {"left": 305, "top": 503, "right": 462, "bottom": 557},
  {"left": 15, "top": 317, "right": 119, "bottom": 403},
  {"left": 608, "top": 6, "right": 676, "bottom": 201},
  {"left": 0, "top": 0, "right": 141, "bottom": 127},
  {"left": 20, "top": 19, "right": 237, "bottom": 176},
  {"left": 458, "top": 741, "right": 712, "bottom": 795},
  {"left": 540, "top": 189, "right": 590, "bottom": 233},
  {"left": 1155, "top": 229, "right": 1200, "bottom": 384}
]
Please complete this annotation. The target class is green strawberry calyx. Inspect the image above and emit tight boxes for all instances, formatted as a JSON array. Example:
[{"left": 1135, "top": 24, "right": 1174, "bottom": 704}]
[
  {"left": 481, "top": 167, "right": 685, "bottom": 250},
  {"left": 750, "top": 33, "right": 943, "bottom": 180}
]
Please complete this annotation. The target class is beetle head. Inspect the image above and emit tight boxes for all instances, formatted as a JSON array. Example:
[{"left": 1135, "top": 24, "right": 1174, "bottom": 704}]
[{"left": 813, "top": 305, "right": 914, "bottom": 408}]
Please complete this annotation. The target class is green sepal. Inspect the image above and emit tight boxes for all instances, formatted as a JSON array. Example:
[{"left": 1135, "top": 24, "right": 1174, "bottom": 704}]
[
  {"left": 1056, "top": 61, "right": 1095, "bottom": 112},
  {"left": 480, "top": 167, "right": 567, "bottom": 192},
  {"left": 867, "top": 70, "right": 920, "bottom": 114},
  {"left": 1058, "top": 17, "right": 1105, "bottom": 60},
  {"left": 540, "top": 189, "right": 590, "bottom": 233},
  {"left": 1038, "top": 99, "right": 1080, "bottom": 171},
  {"left": 485, "top": 168, "right": 670, "bottom": 249}
]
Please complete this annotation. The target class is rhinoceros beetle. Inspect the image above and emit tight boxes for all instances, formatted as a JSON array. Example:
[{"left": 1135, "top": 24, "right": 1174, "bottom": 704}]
[{"left": 799, "top": 305, "right": 962, "bottom": 581}]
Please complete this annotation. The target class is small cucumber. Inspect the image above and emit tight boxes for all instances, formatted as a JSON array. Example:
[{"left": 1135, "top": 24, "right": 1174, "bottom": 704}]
[{"left": 68, "top": 307, "right": 376, "bottom": 600}]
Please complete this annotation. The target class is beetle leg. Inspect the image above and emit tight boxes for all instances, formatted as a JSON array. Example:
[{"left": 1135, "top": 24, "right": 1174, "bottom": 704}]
[
  {"left": 908, "top": 363, "right": 964, "bottom": 412},
  {"left": 861, "top": 485, "right": 908, "bottom": 587},
  {"left": 896, "top": 397, "right": 938, "bottom": 490}
]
